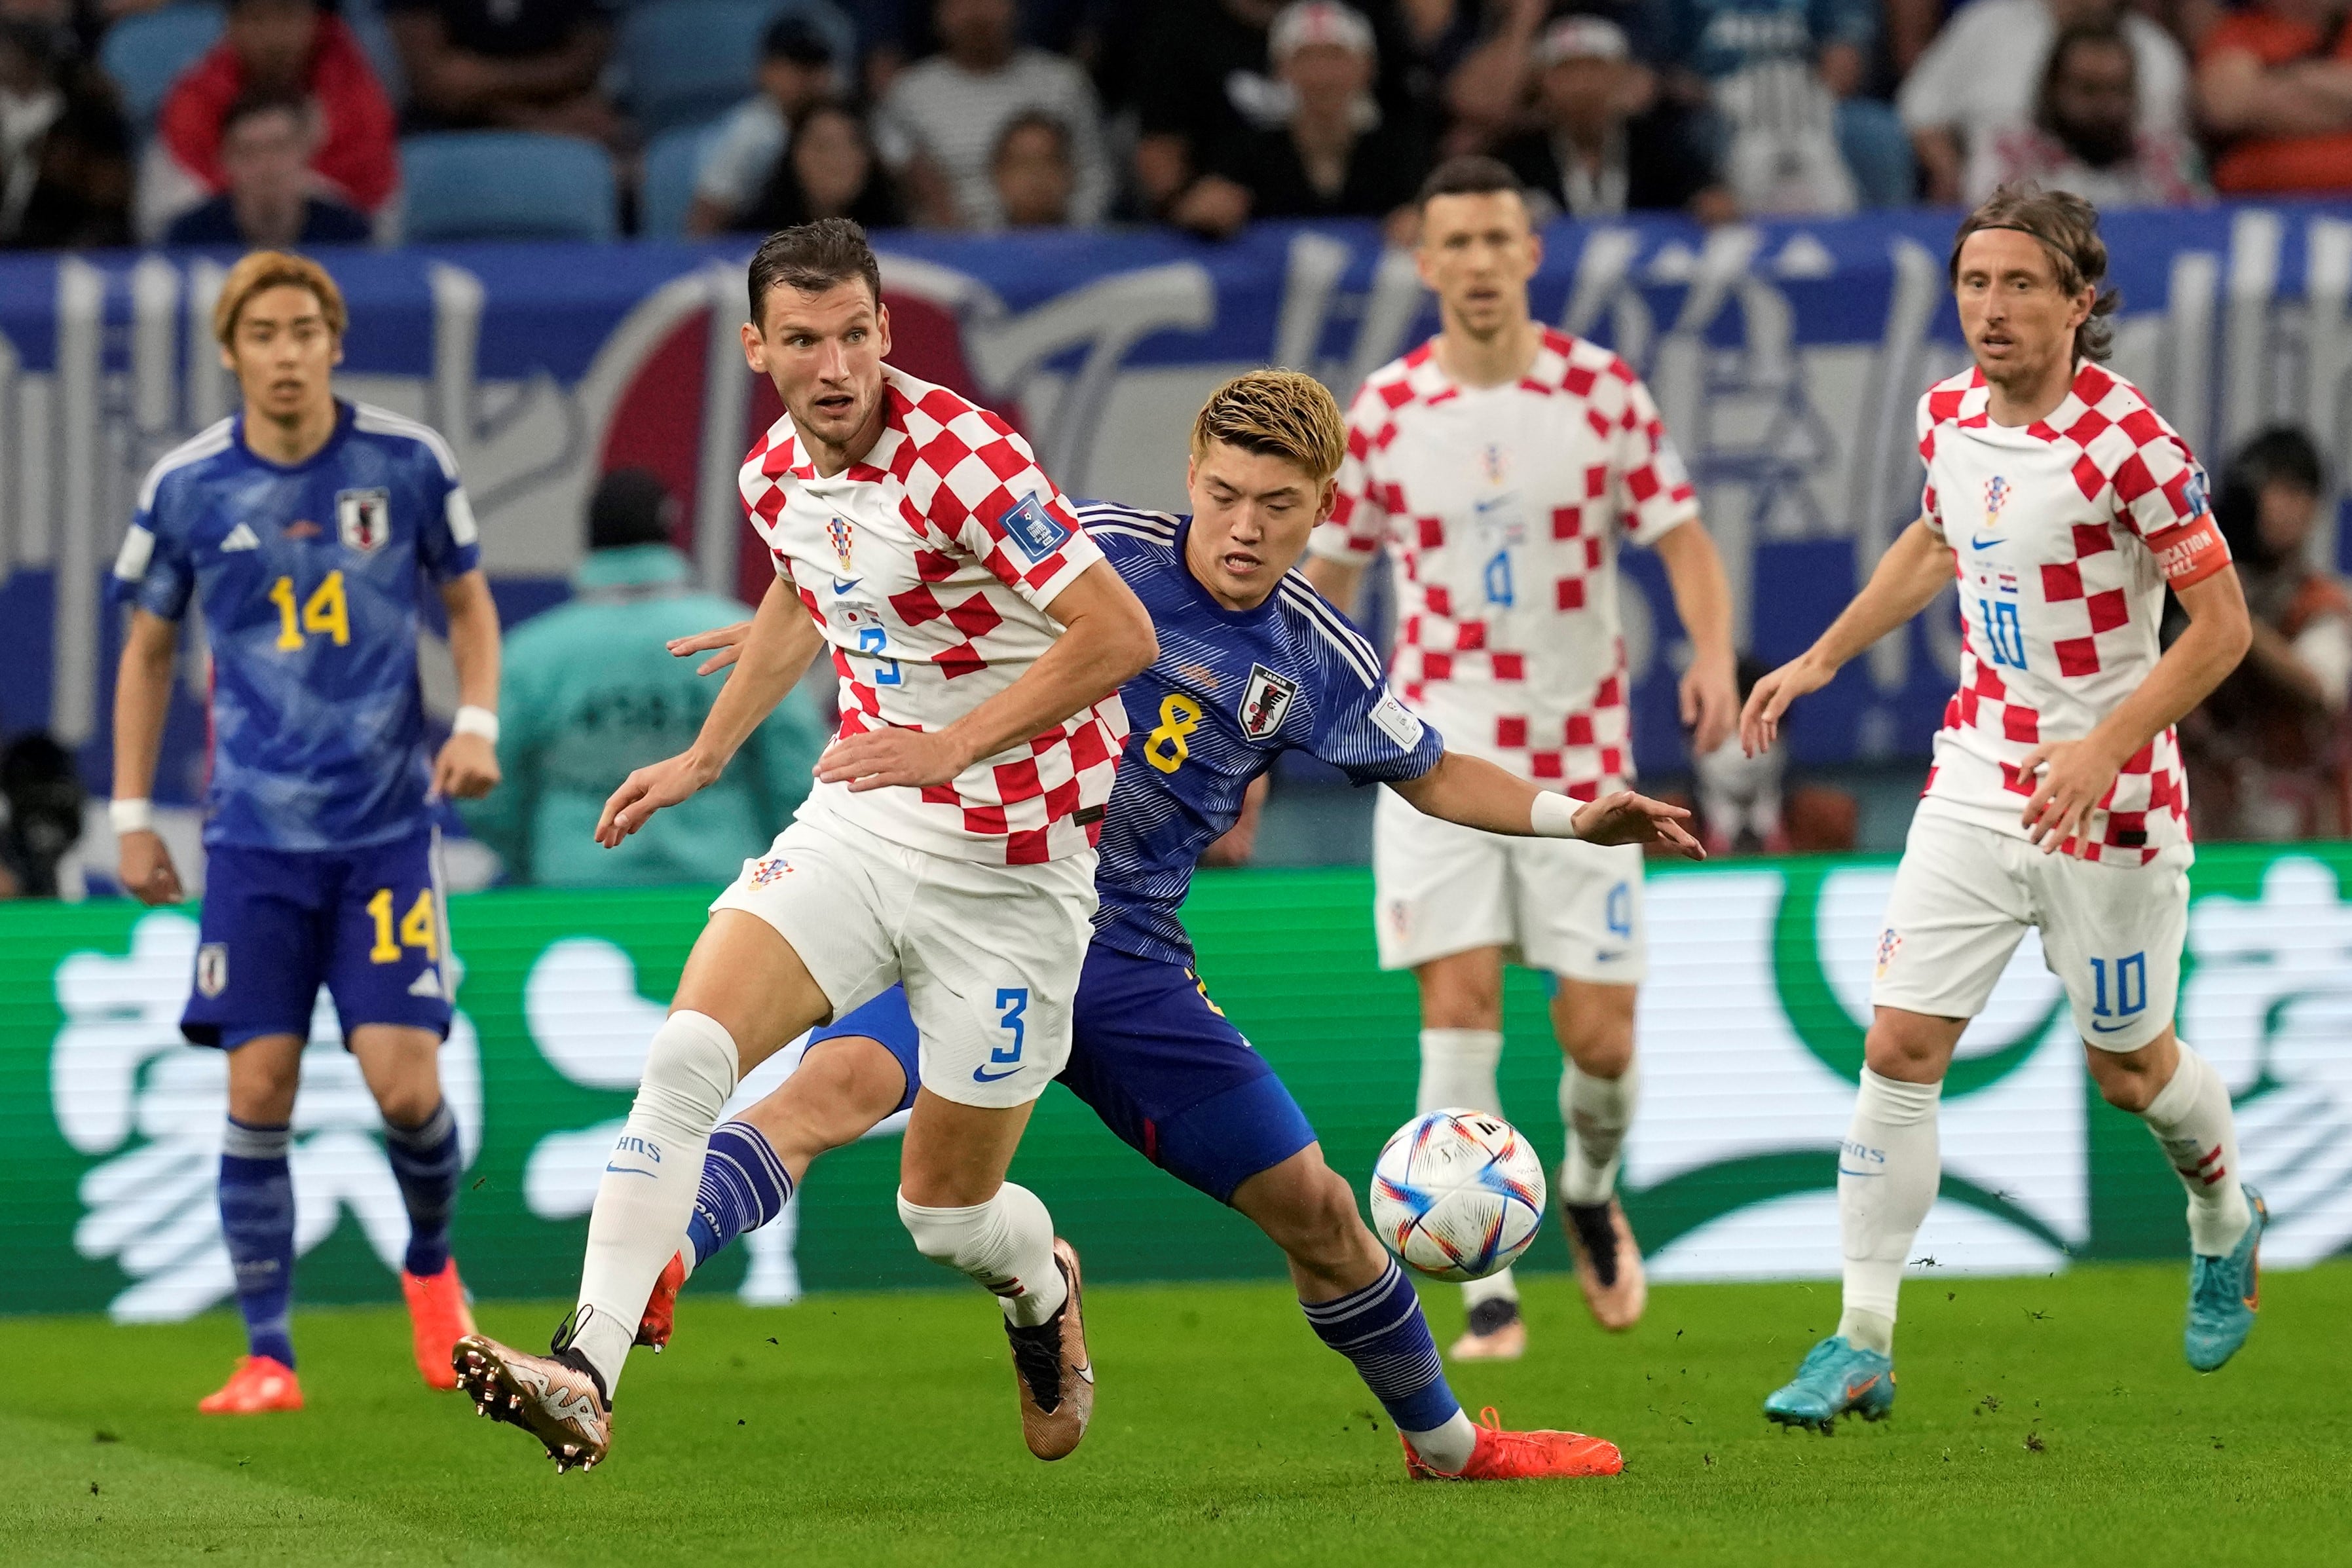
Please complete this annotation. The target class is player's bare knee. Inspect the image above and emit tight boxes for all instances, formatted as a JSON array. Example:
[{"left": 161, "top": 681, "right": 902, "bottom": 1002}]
[
  {"left": 1864, "top": 1007, "right": 1962, "bottom": 1084},
  {"left": 1416, "top": 955, "right": 1503, "bottom": 1031}
]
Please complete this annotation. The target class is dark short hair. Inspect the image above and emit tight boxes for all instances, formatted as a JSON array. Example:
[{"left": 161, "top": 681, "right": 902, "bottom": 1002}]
[
  {"left": 587, "top": 467, "right": 677, "bottom": 551},
  {"left": 1415, "top": 155, "right": 1525, "bottom": 211},
  {"left": 2216, "top": 426, "right": 2326, "bottom": 567},
  {"left": 993, "top": 108, "right": 1071, "bottom": 165},
  {"left": 1950, "top": 182, "right": 2119, "bottom": 364},
  {"left": 2036, "top": 20, "right": 2133, "bottom": 128},
  {"left": 221, "top": 88, "right": 310, "bottom": 138},
  {"left": 760, "top": 14, "right": 833, "bottom": 65},
  {"left": 747, "top": 217, "right": 882, "bottom": 326}
]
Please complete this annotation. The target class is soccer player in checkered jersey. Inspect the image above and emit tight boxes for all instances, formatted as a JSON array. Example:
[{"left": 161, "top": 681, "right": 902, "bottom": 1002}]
[
  {"left": 1303, "top": 157, "right": 1740, "bottom": 1358},
  {"left": 1744, "top": 187, "right": 2264, "bottom": 1429},
  {"left": 453, "top": 220, "right": 1158, "bottom": 1471}
]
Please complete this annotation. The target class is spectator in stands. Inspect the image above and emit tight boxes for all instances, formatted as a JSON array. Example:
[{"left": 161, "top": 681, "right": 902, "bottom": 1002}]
[
  {"left": 732, "top": 100, "right": 903, "bottom": 233},
  {"left": 145, "top": 0, "right": 394, "bottom": 239},
  {"left": 684, "top": 14, "right": 840, "bottom": 238},
  {"left": 0, "top": 14, "right": 128, "bottom": 247},
  {"left": 0, "top": 728, "right": 84, "bottom": 899},
  {"left": 386, "top": 0, "right": 617, "bottom": 143},
  {"left": 163, "top": 91, "right": 371, "bottom": 246},
  {"left": 2180, "top": 428, "right": 2352, "bottom": 839},
  {"left": 1975, "top": 22, "right": 2207, "bottom": 206},
  {"left": 1495, "top": 14, "right": 1733, "bottom": 221},
  {"left": 1651, "top": 0, "right": 1908, "bottom": 212},
  {"left": 2195, "top": 0, "right": 2352, "bottom": 195},
  {"left": 1899, "top": 0, "right": 2188, "bottom": 206},
  {"left": 1180, "top": 1, "right": 1428, "bottom": 240},
  {"left": 1132, "top": 0, "right": 1422, "bottom": 223},
  {"left": 876, "top": 0, "right": 1108, "bottom": 229},
  {"left": 990, "top": 107, "right": 1079, "bottom": 227},
  {"left": 460, "top": 470, "right": 827, "bottom": 888}
]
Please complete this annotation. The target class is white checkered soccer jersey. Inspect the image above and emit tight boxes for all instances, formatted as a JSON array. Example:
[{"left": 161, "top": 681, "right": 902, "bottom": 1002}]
[
  {"left": 1916, "top": 362, "right": 2232, "bottom": 865},
  {"left": 737, "top": 366, "right": 1125, "bottom": 865},
  {"left": 1311, "top": 330, "right": 1700, "bottom": 799}
]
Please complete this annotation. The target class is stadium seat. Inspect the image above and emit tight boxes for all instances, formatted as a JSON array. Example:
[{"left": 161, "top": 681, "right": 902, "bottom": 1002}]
[
  {"left": 399, "top": 132, "right": 618, "bottom": 243},
  {"left": 619, "top": 0, "right": 855, "bottom": 136},
  {"left": 100, "top": 4, "right": 225, "bottom": 128},
  {"left": 640, "top": 122, "right": 720, "bottom": 239}
]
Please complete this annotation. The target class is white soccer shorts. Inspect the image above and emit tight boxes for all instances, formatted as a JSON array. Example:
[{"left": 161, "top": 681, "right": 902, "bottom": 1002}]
[
  {"left": 1869, "top": 804, "right": 2188, "bottom": 1053},
  {"left": 709, "top": 803, "right": 1096, "bottom": 1108},
  {"left": 1370, "top": 785, "right": 1647, "bottom": 983}
]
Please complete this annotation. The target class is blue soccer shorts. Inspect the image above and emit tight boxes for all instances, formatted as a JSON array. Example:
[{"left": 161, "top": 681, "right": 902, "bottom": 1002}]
[
  {"left": 181, "top": 829, "right": 453, "bottom": 1049},
  {"left": 813, "top": 943, "right": 1317, "bottom": 1204}
]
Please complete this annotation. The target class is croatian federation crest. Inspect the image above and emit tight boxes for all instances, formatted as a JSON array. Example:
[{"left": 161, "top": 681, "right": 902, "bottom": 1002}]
[
  {"left": 336, "top": 488, "right": 391, "bottom": 554},
  {"left": 826, "top": 515, "right": 854, "bottom": 573},
  {"left": 750, "top": 854, "right": 793, "bottom": 886},
  {"left": 1981, "top": 475, "right": 2010, "bottom": 524},
  {"left": 1239, "top": 664, "right": 1300, "bottom": 739}
]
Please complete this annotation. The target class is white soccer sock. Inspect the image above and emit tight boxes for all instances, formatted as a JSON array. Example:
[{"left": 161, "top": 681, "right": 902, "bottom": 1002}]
[
  {"left": 1837, "top": 1068, "right": 1942, "bottom": 1353},
  {"left": 1559, "top": 1060, "right": 1640, "bottom": 1207},
  {"left": 572, "top": 1009, "right": 740, "bottom": 1394},
  {"left": 2139, "top": 1045, "right": 2252, "bottom": 1257},
  {"left": 1404, "top": 1410, "right": 1479, "bottom": 1473},
  {"left": 897, "top": 1182, "right": 1069, "bottom": 1328},
  {"left": 1419, "top": 1028, "right": 1514, "bottom": 1309}
]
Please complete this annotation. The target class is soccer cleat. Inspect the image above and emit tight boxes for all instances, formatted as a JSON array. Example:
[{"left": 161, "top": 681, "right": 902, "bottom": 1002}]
[
  {"left": 1003, "top": 1238, "right": 1094, "bottom": 1461},
  {"left": 635, "top": 1252, "right": 686, "bottom": 1353},
  {"left": 1449, "top": 1296, "right": 1526, "bottom": 1361},
  {"left": 1562, "top": 1197, "right": 1647, "bottom": 1332},
  {"left": 401, "top": 1259, "right": 476, "bottom": 1391},
  {"left": 1762, "top": 1335, "right": 1896, "bottom": 1432},
  {"left": 452, "top": 1331, "right": 611, "bottom": 1473},
  {"left": 1402, "top": 1406, "right": 1624, "bottom": 1480},
  {"left": 197, "top": 1354, "right": 304, "bottom": 1414},
  {"left": 2186, "top": 1184, "right": 2266, "bottom": 1372}
]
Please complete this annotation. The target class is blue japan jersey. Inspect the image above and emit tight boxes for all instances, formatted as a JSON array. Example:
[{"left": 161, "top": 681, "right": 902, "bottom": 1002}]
[
  {"left": 113, "top": 401, "right": 481, "bottom": 851},
  {"left": 1082, "top": 504, "right": 1446, "bottom": 963}
]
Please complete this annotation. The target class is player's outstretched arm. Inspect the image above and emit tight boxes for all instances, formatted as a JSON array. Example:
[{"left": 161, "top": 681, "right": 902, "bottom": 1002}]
[
  {"left": 668, "top": 620, "right": 754, "bottom": 676},
  {"left": 2018, "top": 564, "right": 2252, "bottom": 855},
  {"left": 815, "top": 559, "right": 1157, "bottom": 793},
  {"left": 1385, "top": 751, "right": 1704, "bottom": 859},
  {"left": 1651, "top": 522, "right": 1741, "bottom": 755},
  {"left": 597, "top": 577, "right": 824, "bottom": 844},
  {"left": 111, "top": 608, "right": 184, "bottom": 905},
  {"left": 432, "top": 570, "right": 504, "bottom": 801},
  {"left": 1740, "top": 519, "right": 1952, "bottom": 756}
]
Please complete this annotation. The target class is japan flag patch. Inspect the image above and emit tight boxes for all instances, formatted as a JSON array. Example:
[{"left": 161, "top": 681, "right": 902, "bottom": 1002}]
[
  {"left": 1239, "top": 664, "right": 1300, "bottom": 739},
  {"left": 337, "top": 488, "right": 392, "bottom": 554}
]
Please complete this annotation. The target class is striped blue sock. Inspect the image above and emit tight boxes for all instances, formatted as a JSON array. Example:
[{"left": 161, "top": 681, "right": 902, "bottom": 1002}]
[
  {"left": 384, "top": 1100, "right": 461, "bottom": 1277},
  {"left": 219, "top": 1117, "right": 297, "bottom": 1368},
  {"left": 1300, "top": 1258, "right": 1461, "bottom": 1434},
  {"left": 685, "top": 1121, "right": 793, "bottom": 1269}
]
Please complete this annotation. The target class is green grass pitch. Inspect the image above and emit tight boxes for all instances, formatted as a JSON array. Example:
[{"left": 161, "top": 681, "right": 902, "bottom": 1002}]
[{"left": 4, "top": 1262, "right": 2347, "bottom": 1567}]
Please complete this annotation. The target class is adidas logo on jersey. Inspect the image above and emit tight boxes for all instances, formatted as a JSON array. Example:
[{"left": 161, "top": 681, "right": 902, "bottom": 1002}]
[
  {"left": 407, "top": 970, "right": 444, "bottom": 999},
  {"left": 220, "top": 523, "right": 260, "bottom": 553}
]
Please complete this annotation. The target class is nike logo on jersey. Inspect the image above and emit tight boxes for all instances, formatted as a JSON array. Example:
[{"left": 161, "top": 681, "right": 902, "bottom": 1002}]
[
  {"left": 603, "top": 1163, "right": 658, "bottom": 1178},
  {"left": 972, "top": 1063, "right": 1025, "bottom": 1083},
  {"left": 1473, "top": 495, "right": 1512, "bottom": 515},
  {"left": 221, "top": 523, "right": 260, "bottom": 552},
  {"left": 2090, "top": 1017, "right": 2140, "bottom": 1034},
  {"left": 831, "top": 576, "right": 861, "bottom": 593},
  {"left": 1968, "top": 535, "right": 2003, "bottom": 550}
]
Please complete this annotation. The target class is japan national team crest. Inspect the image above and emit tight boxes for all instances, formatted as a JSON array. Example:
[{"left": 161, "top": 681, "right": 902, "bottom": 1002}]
[
  {"left": 195, "top": 943, "right": 228, "bottom": 998},
  {"left": 336, "top": 488, "right": 391, "bottom": 554},
  {"left": 1239, "top": 664, "right": 1300, "bottom": 739},
  {"left": 826, "top": 515, "right": 854, "bottom": 573}
]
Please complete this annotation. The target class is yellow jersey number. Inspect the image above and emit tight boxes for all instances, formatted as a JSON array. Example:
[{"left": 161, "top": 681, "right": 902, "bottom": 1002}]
[
  {"left": 365, "top": 887, "right": 439, "bottom": 965},
  {"left": 1143, "top": 693, "right": 1202, "bottom": 775},
  {"left": 267, "top": 571, "right": 351, "bottom": 650}
]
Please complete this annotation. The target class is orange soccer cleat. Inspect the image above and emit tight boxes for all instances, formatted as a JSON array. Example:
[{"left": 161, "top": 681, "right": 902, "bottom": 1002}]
[
  {"left": 401, "top": 1260, "right": 477, "bottom": 1391},
  {"left": 635, "top": 1252, "right": 686, "bottom": 1352},
  {"left": 198, "top": 1354, "right": 304, "bottom": 1414},
  {"left": 1403, "top": 1407, "right": 1624, "bottom": 1480}
]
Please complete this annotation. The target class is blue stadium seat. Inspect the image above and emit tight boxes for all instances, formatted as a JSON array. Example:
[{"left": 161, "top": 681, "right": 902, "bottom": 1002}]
[
  {"left": 619, "top": 0, "right": 855, "bottom": 136},
  {"left": 399, "top": 132, "right": 618, "bottom": 242},
  {"left": 639, "top": 122, "right": 720, "bottom": 239},
  {"left": 100, "top": 4, "right": 225, "bottom": 128}
]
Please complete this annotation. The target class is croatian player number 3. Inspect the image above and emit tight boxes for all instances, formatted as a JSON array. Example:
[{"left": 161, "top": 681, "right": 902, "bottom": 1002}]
[{"left": 1369, "top": 1110, "right": 1548, "bottom": 1282}]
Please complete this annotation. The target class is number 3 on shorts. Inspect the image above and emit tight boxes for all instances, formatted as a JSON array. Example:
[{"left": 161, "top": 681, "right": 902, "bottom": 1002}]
[{"left": 991, "top": 988, "right": 1028, "bottom": 1065}]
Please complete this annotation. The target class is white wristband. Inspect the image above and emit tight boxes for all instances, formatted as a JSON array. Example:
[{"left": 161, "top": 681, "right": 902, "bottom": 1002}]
[
  {"left": 453, "top": 705, "right": 500, "bottom": 745},
  {"left": 109, "top": 797, "right": 155, "bottom": 836},
  {"left": 1529, "top": 791, "right": 1582, "bottom": 839}
]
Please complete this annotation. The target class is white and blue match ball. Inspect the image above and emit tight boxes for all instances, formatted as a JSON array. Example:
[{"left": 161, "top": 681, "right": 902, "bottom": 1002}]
[{"left": 1369, "top": 1110, "right": 1548, "bottom": 1281}]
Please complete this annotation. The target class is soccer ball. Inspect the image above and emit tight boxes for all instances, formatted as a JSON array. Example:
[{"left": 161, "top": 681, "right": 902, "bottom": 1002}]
[{"left": 1368, "top": 1110, "right": 1547, "bottom": 1281}]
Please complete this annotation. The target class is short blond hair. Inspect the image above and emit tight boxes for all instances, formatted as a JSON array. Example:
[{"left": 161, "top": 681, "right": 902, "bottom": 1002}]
[
  {"left": 1189, "top": 369, "right": 1347, "bottom": 483},
  {"left": 213, "top": 250, "right": 347, "bottom": 346}
]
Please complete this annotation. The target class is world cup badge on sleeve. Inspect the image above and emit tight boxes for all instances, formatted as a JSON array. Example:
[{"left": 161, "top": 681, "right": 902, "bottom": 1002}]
[{"left": 336, "top": 488, "right": 392, "bottom": 554}]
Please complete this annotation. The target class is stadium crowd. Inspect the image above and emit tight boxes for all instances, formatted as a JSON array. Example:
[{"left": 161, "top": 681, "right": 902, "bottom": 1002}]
[{"left": 3, "top": 0, "right": 2352, "bottom": 252}]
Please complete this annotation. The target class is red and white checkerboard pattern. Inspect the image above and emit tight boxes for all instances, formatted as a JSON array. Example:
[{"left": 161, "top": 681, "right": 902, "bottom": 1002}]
[
  {"left": 739, "top": 367, "right": 1124, "bottom": 865},
  {"left": 1916, "top": 363, "right": 2222, "bottom": 864},
  {"left": 1311, "top": 329, "right": 1698, "bottom": 798}
]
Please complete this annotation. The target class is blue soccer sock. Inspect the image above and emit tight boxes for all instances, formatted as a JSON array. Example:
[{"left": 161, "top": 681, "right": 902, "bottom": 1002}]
[
  {"left": 219, "top": 1117, "right": 297, "bottom": 1368},
  {"left": 684, "top": 1120, "right": 793, "bottom": 1273},
  {"left": 1301, "top": 1258, "right": 1467, "bottom": 1447},
  {"left": 384, "top": 1099, "right": 461, "bottom": 1277}
]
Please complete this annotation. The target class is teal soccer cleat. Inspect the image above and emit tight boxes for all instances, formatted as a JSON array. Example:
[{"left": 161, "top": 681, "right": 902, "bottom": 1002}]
[
  {"left": 2185, "top": 1185, "right": 2267, "bottom": 1372},
  {"left": 1763, "top": 1336, "right": 1896, "bottom": 1432}
]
